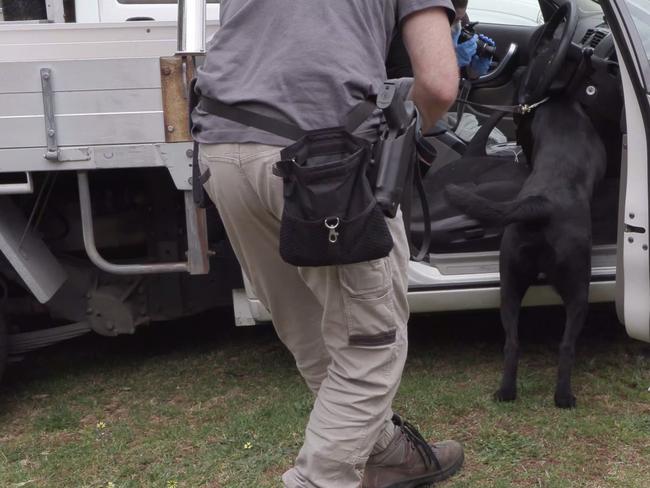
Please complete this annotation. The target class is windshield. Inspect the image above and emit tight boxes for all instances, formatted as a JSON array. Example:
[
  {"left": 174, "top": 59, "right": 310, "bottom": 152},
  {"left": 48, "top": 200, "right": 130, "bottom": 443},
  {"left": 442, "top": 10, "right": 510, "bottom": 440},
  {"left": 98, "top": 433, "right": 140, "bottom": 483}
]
[
  {"left": 625, "top": 0, "right": 650, "bottom": 59},
  {"left": 578, "top": 0, "right": 604, "bottom": 13}
]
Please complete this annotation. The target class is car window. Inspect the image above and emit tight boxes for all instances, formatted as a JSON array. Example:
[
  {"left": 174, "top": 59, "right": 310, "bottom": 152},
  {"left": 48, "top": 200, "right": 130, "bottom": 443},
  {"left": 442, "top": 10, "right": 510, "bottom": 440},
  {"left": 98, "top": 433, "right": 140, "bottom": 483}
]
[
  {"left": 467, "top": 0, "right": 542, "bottom": 27},
  {"left": 625, "top": 0, "right": 650, "bottom": 60}
]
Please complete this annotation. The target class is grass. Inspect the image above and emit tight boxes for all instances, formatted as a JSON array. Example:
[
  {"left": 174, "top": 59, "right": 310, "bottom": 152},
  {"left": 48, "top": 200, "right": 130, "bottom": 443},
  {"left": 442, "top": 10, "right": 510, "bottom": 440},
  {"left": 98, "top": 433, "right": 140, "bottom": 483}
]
[{"left": 0, "top": 305, "right": 649, "bottom": 487}]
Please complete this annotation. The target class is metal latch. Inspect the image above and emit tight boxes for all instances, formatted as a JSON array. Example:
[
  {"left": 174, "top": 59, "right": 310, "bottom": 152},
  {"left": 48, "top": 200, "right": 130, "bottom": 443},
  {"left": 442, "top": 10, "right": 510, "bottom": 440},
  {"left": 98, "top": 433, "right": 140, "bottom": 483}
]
[
  {"left": 325, "top": 217, "right": 340, "bottom": 244},
  {"left": 40, "top": 68, "right": 59, "bottom": 161}
]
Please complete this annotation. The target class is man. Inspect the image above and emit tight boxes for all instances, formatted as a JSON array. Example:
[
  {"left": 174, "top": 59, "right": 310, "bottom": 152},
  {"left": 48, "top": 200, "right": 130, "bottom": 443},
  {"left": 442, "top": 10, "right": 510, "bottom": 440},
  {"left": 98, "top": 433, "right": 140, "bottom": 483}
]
[{"left": 193, "top": 2, "right": 461, "bottom": 487}]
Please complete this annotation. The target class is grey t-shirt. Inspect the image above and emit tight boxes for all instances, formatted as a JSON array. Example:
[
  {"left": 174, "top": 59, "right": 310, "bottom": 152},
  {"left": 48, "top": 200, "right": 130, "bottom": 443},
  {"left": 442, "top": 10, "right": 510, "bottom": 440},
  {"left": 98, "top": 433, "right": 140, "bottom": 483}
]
[{"left": 193, "top": 0, "right": 454, "bottom": 146}]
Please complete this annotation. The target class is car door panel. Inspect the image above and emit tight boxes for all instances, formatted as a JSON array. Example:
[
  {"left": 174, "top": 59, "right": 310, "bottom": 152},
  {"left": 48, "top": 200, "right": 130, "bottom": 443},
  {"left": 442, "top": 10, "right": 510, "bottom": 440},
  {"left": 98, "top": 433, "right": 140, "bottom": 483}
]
[{"left": 605, "top": 0, "right": 650, "bottom": 343}]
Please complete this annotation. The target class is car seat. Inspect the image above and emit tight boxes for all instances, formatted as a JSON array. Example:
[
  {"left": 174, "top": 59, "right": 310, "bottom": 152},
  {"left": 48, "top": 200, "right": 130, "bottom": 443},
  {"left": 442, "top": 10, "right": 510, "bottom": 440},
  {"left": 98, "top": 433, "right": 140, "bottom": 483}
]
[{"left": 410, "top": 111, "right": 531, "bottom": 254}]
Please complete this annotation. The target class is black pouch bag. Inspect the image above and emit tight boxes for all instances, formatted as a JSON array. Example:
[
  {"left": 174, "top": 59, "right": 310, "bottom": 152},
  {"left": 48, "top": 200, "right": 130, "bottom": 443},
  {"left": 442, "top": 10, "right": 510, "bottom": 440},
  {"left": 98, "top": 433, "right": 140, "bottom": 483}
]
[{"left": 274, "top": 129, "right": 393, "bottom": 267}]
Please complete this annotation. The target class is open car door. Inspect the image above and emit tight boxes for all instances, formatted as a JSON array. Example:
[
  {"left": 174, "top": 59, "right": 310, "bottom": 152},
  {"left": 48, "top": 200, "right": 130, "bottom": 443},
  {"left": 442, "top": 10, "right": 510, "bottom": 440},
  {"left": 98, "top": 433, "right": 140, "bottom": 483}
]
[{"left": 606, "top": 0, "right": 650, "bottom": 342}]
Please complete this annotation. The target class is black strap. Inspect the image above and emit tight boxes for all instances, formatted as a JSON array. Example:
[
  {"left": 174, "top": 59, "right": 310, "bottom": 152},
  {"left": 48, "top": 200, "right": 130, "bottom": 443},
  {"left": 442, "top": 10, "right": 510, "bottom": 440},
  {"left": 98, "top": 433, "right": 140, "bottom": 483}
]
[
  {"left": 401, "top": 150, "right": 431, "bottom": 263},
  {"left": 188, "top": 73, "right": 213, "bottom": 208},
  {"left": 344, "top": 100, "right": 378, "bottom": 135},
  {"left": 454, "top": 96, "right": 550, "bottom": 115},
  {"left": 191, "top": 140, "right": 207, "bottom": 206},
  {"left": 199, "top": 96, "right": 306, "bottom": 141},
  {"left": 452, "top": 80, "right": 473, "bottom": 132},
  {"left": 412, "top": 165, "right": 431, "bottom": 262},
  {"left": 199, "top": 95, "right": 377, "bottom": 141},
  {"left": 454, "top": 97, "right": 522, "bottom": 114}
]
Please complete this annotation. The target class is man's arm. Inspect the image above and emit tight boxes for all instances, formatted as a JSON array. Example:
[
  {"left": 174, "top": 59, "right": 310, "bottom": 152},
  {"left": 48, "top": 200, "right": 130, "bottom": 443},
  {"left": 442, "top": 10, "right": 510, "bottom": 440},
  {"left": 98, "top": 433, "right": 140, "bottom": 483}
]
[{"left": 402, "top": 7, "right": 459, "bottom": 131}]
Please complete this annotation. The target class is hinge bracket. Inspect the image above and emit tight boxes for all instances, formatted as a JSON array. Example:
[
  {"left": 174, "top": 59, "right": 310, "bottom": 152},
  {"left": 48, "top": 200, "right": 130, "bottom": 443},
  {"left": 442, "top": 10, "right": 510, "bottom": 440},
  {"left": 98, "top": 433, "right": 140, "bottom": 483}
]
[{"left": 40, "top": 68, "right": 60, "bottom": 161}]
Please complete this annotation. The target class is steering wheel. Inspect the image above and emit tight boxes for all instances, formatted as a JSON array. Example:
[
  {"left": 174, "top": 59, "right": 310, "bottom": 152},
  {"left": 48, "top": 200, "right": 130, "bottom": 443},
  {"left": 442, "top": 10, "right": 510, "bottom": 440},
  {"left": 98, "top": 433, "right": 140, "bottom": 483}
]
[{"left": 519, "top": 1, "right": 579, "bottom": 105}]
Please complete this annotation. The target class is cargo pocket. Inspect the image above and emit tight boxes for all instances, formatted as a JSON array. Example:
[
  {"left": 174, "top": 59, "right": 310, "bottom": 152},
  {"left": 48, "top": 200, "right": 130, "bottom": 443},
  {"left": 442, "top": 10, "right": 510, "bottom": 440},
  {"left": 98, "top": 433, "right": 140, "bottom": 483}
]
[{"left": 338, "top": 258, "right": 396, "bottom": 347}]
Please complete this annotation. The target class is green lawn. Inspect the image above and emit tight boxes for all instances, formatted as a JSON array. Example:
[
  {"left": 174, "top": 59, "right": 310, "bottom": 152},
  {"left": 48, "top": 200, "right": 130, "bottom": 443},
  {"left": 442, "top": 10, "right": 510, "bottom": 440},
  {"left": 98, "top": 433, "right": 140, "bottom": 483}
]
[{"left": 0, "top": 305, "right": 649, "bottom": 487}]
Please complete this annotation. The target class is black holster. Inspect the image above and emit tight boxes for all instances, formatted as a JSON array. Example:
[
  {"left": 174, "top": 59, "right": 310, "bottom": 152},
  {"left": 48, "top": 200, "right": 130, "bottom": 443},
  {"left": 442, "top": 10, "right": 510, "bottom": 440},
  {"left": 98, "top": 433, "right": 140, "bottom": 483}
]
[{"left": 373, "top": 79, "right": 433, "bottom": 261}]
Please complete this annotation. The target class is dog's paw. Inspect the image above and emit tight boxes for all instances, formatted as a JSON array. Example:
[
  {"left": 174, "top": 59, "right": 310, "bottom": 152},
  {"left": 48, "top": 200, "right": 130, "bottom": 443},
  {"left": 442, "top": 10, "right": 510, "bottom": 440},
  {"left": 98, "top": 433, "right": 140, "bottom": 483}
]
[
  {"left": 493, "top": 388, "right": 517, "bottom": 402},
  {"left": 554, "top": 393, "right": 577, "bottom": 409}
]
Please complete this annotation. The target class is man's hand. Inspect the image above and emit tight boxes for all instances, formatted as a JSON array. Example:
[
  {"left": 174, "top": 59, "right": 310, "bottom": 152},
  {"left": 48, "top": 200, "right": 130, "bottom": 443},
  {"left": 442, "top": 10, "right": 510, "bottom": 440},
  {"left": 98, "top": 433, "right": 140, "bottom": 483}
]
[
  {"left": 402, "top": 8, "right": 460, "bottom": 132},
  {"left": 455, "top": 34, "right": 478, "bottom": 68},
  {"left": 469, "top": 34, "right": 495, "bottom": 77}
]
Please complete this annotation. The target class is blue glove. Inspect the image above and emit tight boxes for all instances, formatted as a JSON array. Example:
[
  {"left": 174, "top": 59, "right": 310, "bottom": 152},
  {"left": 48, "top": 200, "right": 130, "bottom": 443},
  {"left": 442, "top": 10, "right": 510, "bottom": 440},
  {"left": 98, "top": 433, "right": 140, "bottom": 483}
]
[
  {"left": 451, "top": 22, "right": 462, "bottom": 44},
  {"left": 469, "top": 34, "right": 496, "bottom": 76},
  {"left": 455, "top": 34, "right": 478, "bottom": 68}
]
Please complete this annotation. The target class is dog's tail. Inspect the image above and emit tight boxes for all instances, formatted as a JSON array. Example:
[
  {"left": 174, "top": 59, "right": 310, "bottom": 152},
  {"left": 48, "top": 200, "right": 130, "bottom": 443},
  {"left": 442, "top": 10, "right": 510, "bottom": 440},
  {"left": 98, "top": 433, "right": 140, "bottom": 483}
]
[{"left": 444, "top": 184, "right": 552, "bottom": 225}]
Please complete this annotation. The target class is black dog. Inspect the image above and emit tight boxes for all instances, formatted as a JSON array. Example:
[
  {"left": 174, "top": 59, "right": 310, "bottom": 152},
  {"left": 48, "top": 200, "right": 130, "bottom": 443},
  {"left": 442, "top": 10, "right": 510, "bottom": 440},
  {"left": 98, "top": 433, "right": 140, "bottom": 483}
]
[{"left": 445, "top": 99, "right": 606, "bottom": 408}]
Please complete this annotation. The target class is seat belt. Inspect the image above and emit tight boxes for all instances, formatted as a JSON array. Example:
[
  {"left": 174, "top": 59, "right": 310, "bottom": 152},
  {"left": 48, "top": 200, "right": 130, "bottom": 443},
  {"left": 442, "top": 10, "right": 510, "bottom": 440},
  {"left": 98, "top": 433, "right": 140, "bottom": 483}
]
[{"left": 463, "top": 110, "right": 508, "bottom": 157}]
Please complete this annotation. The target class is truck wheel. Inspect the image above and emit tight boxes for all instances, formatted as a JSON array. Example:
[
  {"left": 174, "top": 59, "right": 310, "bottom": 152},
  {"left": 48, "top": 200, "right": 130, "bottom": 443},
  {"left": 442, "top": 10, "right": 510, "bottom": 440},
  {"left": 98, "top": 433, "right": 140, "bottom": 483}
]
[{"left": 0, "top": 315, "right": 7, "bottom": 382}]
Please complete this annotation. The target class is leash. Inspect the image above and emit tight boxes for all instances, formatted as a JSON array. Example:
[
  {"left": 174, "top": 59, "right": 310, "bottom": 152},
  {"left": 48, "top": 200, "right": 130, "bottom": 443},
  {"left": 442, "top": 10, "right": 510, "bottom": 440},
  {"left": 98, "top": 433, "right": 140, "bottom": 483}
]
[
  {"left": 452, "top": 80, "right": 473, "bottom": 132},
  {"left": 454, "top": 96, "right": 551, "bottom": 115}
]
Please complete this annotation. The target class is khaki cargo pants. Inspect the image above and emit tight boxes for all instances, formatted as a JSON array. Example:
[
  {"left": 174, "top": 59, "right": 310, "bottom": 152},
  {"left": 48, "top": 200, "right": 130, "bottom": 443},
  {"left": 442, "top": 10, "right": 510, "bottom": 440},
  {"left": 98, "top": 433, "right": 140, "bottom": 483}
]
[{"left": 200, "top": 143, "right": 410, "bottom": 487}]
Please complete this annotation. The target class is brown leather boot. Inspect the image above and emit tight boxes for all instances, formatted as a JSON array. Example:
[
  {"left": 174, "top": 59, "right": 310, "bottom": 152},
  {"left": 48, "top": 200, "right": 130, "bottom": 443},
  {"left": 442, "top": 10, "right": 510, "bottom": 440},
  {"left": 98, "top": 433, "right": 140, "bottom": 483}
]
[{"left": 362, "top": 414, "right": 464, "bottom": 488}]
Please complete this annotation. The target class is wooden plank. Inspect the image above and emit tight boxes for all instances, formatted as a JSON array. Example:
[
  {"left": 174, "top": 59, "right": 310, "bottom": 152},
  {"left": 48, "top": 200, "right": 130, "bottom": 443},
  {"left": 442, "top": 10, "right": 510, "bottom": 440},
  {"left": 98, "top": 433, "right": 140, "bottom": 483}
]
[{"left": 160, "top": 56, "right": 194, "bottom": 143}]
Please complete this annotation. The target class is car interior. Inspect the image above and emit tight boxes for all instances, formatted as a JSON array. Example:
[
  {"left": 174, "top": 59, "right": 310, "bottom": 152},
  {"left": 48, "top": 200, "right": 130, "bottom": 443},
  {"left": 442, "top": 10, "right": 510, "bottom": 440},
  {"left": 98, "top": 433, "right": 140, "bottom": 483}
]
[{"left": 389, "top": 0, "right": 624, "bottom": 271}]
